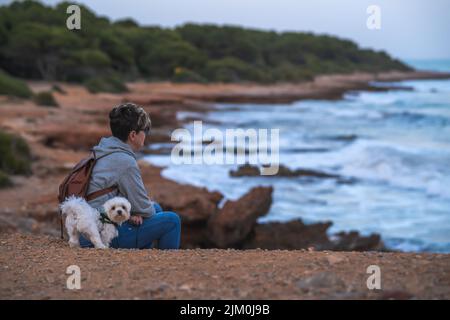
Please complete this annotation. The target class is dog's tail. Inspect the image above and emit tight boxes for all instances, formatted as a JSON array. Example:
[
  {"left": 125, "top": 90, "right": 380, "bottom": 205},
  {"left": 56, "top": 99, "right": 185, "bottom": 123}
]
[{"left": 59, "top": 195, "right": 90, "bottom": 217}]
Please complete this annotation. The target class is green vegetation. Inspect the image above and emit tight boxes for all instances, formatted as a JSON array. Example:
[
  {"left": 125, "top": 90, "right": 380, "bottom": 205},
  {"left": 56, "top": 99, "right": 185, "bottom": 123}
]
[
  {"left": 0, "top": 130, "right": 32, "bottom": 188},
  {"left": 172, "top": 67, "right": 207, "bottom": 83},
  {"left": 0, "top": 1, "right": 411, "bottom": 87},
  {"left": 84, "top": 74, "right": 128, "bottom": 93},
  {"left": 0, "top": 69, "right": 32, "bottom": 98},
  {"left": 0, "top": 170, "right": 13, "bottom": 188},
  {"left": 51, "top": 84, "right": 66, "bottom": 94},
  {"left": 33, "top": 91, "right": 59, "bottom": 107}
]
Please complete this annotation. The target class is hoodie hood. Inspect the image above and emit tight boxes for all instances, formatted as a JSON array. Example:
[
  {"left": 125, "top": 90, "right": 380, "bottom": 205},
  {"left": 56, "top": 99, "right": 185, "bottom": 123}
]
[{"left": 92, "top": 136, "right": 136, "bottom": 159}]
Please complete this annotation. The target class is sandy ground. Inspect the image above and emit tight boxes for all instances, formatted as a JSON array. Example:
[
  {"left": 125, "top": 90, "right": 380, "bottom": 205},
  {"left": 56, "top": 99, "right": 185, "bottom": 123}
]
[{"left": 1, "top": 234, "right": 449, "bottom": 300}]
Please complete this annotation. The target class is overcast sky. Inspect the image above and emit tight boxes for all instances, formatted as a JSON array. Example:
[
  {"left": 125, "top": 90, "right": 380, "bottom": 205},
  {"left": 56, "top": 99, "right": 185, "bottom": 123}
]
[{"left": 2, "top": 0, "right": 450, "bottom": 60}]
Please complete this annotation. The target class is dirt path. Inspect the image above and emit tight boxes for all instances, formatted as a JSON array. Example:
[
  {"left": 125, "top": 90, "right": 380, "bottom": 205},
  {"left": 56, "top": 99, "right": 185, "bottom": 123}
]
[{"left": 1, "top": 234, "right": 448, "bottom": 299}]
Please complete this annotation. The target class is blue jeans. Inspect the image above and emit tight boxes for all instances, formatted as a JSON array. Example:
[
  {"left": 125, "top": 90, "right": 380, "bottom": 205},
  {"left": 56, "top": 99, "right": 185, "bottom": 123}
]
[{"left": 79, "top": 203, "right": 181, "bottom": 249}]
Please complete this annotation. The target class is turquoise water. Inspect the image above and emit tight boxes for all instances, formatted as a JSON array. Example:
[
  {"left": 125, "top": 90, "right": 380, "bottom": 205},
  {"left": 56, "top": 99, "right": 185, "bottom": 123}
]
[
  {"left": 145, "top": 60, "right": 450, "bottom": 253},
  {"left": 406, "top": 59, "right": 450, "bottom": 72}
]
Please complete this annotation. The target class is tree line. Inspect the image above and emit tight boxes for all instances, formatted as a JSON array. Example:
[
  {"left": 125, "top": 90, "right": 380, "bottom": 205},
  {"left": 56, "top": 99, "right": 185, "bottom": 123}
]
[{"left": 0, "top": 0, "right": 411, "bottom": 94}]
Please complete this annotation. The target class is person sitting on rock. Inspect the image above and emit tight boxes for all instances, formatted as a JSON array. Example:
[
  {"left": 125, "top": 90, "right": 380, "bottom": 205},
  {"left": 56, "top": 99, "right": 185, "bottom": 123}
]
[{"left": 79, "top": 102, "right": 181, "bottom": 249}]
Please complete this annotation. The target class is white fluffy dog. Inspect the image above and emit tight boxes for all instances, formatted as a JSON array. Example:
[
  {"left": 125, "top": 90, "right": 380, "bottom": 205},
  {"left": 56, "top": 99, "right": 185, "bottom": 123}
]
[{"left": 60, "top": 196, "right": 131, "bottom": 249}]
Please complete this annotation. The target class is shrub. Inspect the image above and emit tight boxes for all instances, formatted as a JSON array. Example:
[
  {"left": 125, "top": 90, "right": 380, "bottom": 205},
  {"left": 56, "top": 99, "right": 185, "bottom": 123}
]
[
  {"left": 172, "top": 67, "right": 207, "bottom": 83},
  {"left": 0, "top": 170, "right": 13, "bottom": 189},
  {"left": 204, "top": 57, "right": 268, "bottom": 82},
  {"left": 72, "top": 49, "right": 111, "bottom": 69},
  {"left": 0, "top": 69, "right": 32, "bottom": 98},
  {"left": 84, "top": 75, "right": 128, "bottom": 93},
  {"left": 51, "top": 84, "right": 66, "bottom": 94},
  {"left": 33, "top": 91, "right": 59, "bottom": 107},
  {"left": 0, "top": 130, "right": 32, "bottom": 176}
]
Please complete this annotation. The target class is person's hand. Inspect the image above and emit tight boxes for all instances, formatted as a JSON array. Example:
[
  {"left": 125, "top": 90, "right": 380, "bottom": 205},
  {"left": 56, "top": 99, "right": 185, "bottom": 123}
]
[{"left": 129, "top": 215, "right": 143, "bottom": 226}]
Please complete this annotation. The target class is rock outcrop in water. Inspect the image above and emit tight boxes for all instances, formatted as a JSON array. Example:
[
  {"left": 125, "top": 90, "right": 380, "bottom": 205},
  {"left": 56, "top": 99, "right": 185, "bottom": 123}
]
[
  {"left": 230, "top": 164, "right": 341, "bottom": 179},
  {"left": 242, "top": 220, "right": 384, "bottom": 251}
]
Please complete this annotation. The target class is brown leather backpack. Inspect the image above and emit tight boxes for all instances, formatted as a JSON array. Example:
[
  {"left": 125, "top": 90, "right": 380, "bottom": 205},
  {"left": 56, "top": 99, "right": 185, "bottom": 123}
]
[{"left": 57, "top": 149, "right": 118, "bottom": 239}]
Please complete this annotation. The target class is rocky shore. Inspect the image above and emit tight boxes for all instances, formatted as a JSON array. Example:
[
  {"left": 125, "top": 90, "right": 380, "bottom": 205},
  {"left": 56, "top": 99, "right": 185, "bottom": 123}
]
[
  {"left": 1, "top": 70, "right": 450, "bottom": 299},
  {"left": 1, "top": 70, "right": 450, "bottom": 250}
]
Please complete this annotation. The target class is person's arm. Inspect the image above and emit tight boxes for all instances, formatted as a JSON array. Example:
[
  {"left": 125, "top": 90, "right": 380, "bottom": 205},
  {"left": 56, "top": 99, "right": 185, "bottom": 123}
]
[{"left": 117, "top": 163, "right": 155, "bottom": 218}]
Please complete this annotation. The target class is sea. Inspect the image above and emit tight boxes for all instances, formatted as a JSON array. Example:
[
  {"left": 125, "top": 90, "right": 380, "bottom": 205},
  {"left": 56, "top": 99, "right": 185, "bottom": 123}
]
[{"left": 144, "top": 59, "right": 450, "bottom": 253}]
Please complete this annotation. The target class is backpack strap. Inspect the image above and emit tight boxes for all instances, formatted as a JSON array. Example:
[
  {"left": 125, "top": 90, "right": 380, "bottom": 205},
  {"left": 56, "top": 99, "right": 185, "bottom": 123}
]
[
  {"left": 60, "top": 208, "right": 64, "bottom": 239},
  {"left": 86, "top": 186, "right": 118, "bottom": 201}
]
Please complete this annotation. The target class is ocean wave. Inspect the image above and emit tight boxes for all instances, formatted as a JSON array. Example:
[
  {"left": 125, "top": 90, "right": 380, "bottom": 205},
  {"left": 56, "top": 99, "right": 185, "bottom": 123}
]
[
  {"left": 332, "top": 140, "right": 450, "bottom": 198},
  {"left": 380, "top": 110, "right": 450, "bottom": 126}
]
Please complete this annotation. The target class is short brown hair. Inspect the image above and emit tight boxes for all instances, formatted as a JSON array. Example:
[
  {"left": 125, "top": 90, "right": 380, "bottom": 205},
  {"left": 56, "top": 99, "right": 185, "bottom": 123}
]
[{"left": 109, "top": 102, "right": 151, "bottom": 142}]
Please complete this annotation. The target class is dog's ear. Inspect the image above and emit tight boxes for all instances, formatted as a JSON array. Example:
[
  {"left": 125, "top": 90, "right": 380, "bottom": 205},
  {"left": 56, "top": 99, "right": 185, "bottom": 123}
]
[
  {"left": 102, "top": 201, "right": 110, "bottom": 214},
  {"left": 124, "top": 199, "right": 131, "bottom": 214}
]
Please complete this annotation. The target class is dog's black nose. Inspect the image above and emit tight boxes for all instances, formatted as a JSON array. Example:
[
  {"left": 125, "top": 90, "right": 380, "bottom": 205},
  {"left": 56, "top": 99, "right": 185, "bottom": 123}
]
[{"left": 117, "top": 210, "right": 122, "bottom": 215}]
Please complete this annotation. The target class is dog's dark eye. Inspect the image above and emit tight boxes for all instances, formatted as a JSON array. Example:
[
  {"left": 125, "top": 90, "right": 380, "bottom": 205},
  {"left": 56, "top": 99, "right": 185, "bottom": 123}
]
[
  {"left": 112, "top": 206, "right": 115, "bottom": 210},
  {"left": 122, "top": 205, "right": 126, "bottom": 210}
]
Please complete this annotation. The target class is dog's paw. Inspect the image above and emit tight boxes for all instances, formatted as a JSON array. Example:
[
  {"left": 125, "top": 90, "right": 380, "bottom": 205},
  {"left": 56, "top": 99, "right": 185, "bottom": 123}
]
[
  {"left": 69, "top": 241, "right": 80, "bottom": 248},
  {"left": 95, "top": 243, "right": 108, "bottom": 249}
]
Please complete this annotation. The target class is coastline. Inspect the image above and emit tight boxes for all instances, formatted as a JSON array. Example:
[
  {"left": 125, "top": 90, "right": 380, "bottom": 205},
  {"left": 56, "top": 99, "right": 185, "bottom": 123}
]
[
  {"left": 126, "top": 70, "right": 450, "bottom": 104},
  {"left": 1, "top": 70, "right": 450, "bottom": 299},
  {"left": 1, "top": 69, "right": 449, "bottom": 247}
]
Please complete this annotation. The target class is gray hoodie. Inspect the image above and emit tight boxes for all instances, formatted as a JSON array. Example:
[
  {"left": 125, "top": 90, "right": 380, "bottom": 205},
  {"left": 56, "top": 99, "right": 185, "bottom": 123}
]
[{"left": 86, "top": 136, "right": 155, "bottom": 218}]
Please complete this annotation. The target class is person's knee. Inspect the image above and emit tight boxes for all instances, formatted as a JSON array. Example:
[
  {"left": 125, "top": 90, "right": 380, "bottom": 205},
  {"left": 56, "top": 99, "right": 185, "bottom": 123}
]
[{"left": 165, "top": 212, "right": 181, "bottom": 227}]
